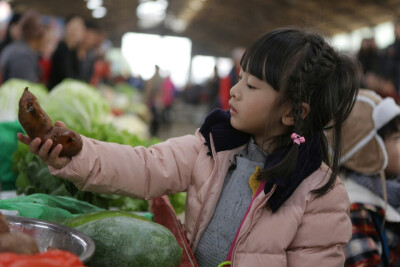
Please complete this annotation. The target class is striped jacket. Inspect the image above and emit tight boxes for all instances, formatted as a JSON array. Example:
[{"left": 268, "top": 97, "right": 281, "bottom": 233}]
[{"left": 343, "top": 179, "right": 400, "bottom": 267}]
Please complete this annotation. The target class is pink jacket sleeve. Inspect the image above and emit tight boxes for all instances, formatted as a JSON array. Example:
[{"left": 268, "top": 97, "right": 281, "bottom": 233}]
[{"left": 49, "top": 134, "right": 203, "bottom": 199}]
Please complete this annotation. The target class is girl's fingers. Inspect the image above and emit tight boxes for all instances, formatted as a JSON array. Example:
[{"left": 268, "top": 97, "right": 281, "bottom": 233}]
[
  {"left": 38, "top": 139, "right": 53, "bottom": 160},
  {"left": 48, "top": 144, "right": 62, "bottom": 162},
  {"left": 54, "top": 121, "right": 66, "bottom": 128},
  {"left": 17, "top": 133, "right": 32, "bottom": 145},
  {"left": 29, "top": 137, "right": 42, "bottom": 154},
  {"left": 48, "top": 144, "right": 70, "bottom": 169}
]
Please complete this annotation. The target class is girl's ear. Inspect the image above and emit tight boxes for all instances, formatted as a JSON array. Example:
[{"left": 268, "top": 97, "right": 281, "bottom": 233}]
[{"left": 282, "top": 102, "right": 311, "bottom": 126}]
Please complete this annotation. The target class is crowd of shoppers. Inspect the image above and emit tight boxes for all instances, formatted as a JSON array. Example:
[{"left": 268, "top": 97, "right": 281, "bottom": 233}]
[
  {"left": 0, "top": 9, "right": 109, "bottom": 89},
  {"left": 357, "top": 19, "right": 400, "bottom": 102}
]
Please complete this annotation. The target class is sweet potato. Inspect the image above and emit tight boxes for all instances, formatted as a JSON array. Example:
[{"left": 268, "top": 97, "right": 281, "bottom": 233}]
[
  {"left": 0, "top": 214, "right": 10, "bottom": 235},
  {"left": 0, "top": 232, "right": 39, "bottom": 254},
  {"left": 18, "top": 87, "right": 83, "bottom": 157}
]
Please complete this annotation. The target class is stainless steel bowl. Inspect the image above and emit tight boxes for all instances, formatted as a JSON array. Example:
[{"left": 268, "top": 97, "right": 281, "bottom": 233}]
[{"left": 5, "top": 215, "right": 95, "bottom": 263}]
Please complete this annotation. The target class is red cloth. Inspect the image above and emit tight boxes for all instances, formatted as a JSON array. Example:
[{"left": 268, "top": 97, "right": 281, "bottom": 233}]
[
  {"left": 150, "top": 195, "right": 198, "bottom": 267},
  {"left": 161, "top": 77, "right": 175, "bottom": 107},
  {"left": 219, "top": 76, "right": 231, "bottom": 110},
  {"left": 39, "top": 57, "right": 52, "bottom": 86}
]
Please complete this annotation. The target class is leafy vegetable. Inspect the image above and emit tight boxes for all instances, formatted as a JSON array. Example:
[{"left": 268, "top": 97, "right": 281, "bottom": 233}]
[
  {"left": 0, "top": 79, "right": 48, "bottom": 122},
  {"left": 168, "top": 192, "right": 187, "bottom": 214},
  {"left": 43, "top": 79, "right": 110, "bottom": 132}
]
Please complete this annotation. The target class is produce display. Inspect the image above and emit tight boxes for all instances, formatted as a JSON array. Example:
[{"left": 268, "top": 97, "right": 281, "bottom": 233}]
[
  {"left": 0, "top": 79, "right": 48, "bottom": 122},
  {"left": 0, "top": 78, "right": 187, "bottom": 266},
  {"left": 18, "top": 88, "right": 82, "bottom": 157},
  {"left": 64, "top": 211, "right": 182, "bottom": 267},
  {"left": 10, "top": 79, "right": 155, "bottom": 210},
  {"left": 0, "top": 213, "right": 85, "bottom": 267}
]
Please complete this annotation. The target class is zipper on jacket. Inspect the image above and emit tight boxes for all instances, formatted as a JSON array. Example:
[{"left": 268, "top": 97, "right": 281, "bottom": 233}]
[
  {"left": 231, "top": 185, "right": 277, "bottom": 266},
  {"left": 191, "top": 133, "right": 219, "bottom": 248}
]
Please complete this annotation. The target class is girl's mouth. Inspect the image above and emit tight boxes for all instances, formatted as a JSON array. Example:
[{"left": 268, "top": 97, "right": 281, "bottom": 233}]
[{"left": 230, "top": 105, "right": 238, "bottom": 115}]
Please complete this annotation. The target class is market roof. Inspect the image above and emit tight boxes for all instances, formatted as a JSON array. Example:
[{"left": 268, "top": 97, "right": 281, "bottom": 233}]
[{"left": 10, "top": 0, "right": 400, "bottom": 57}]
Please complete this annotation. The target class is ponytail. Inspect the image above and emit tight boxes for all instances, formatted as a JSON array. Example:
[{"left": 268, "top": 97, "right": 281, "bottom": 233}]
[{"left": 312, "top": 53, "right": 361, "bottom": 195}]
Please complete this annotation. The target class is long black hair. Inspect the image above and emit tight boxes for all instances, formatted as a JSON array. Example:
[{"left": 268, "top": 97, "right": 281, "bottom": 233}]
[{"left": 241, "top": 28, "right": 362, "bottom": 196}]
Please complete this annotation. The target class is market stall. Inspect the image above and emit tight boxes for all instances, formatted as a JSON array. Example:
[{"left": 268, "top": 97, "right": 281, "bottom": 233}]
[{"left": 0, "top": 78, "right": 189, "bottom": 266}]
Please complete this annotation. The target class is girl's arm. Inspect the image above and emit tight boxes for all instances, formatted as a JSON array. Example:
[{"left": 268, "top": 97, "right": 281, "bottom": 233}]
[
  {"left": 286, "top": 180, "right": 352, "bottom": 267},
  {"left": 50, "top": 134, "right": 203, "bottom": 199},
  {"left": 18, "top": 128, "right": 204, "bottom": 200}
]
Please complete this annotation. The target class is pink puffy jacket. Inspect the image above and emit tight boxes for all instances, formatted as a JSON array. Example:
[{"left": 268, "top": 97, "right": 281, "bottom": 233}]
[{"left": 50, "top": 129, "right": 352, "bottom": 267}]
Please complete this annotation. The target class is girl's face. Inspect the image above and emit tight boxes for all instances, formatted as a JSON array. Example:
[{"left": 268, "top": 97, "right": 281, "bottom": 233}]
[
  {"left": 384, "top": 131, "right": 400, "bottom": 176},
  {"left": 229, "top": 69, "right": 289, "bottom": 150}
]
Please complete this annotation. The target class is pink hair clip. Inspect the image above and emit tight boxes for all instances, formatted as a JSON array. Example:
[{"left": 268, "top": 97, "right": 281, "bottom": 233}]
[{"left": 291, "top": 133, "right": 305, "bottom": 145}]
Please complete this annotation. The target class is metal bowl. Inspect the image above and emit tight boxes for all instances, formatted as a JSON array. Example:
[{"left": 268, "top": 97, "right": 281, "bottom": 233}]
[{"left": 5, "top": 215, "right": 95, "bottom": 263}]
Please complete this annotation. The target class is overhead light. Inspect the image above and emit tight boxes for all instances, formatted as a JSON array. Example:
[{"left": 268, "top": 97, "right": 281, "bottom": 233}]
[
  {"left": 165, "top": 0, "right": 205, "bottom": 33},
  {"left": 92, "top": 6, "right": 107, "bottom": 18},
  {"left": 136, "top": 0, "right": 168, "bottom": 29},
  {"left": 165, "top": 14, "right": 187, "bottom": 33},
  {"left": 87, "top": 0, "right": 103, "bottom": 10},
  {"left": 189, "top": 0, "right": 203, "bottom": 11},
  {"left": 0, "top": 1, "right": 11, "bottom": 22}
]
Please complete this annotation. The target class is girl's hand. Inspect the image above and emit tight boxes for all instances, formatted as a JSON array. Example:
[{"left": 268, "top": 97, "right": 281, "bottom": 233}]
[{"left": 17, "top": 121, "right": 71, "bottom": 169}]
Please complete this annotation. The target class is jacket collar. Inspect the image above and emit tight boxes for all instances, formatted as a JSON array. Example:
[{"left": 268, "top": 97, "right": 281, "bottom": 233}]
[
  {"left": 199, "top": 109, "right": 250, "bottom": 155},
  {"left": 199, "top": 109, "right": 323, "bottom": 212}
]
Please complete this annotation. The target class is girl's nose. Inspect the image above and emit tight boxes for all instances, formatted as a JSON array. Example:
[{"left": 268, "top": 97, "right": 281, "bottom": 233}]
[{"left": 230, "top": 84, "right": 238, "bottom": 98}]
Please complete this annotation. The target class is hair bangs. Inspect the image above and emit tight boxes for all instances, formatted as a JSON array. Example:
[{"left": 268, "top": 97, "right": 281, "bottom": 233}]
[{"left": 240, "top": 29, "right": 305, "bottom": 93}]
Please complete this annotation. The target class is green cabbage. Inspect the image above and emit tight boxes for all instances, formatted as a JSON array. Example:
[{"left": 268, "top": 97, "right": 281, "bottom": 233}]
[
  {"left": 0, "top": 79, "right": 48, "bottom": 121},
  {"left": 44, "top": 79, "right": 111, "bottom": 132}
]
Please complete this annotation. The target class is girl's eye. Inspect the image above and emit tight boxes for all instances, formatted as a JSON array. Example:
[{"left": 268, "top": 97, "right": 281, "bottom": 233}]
[
  {"left": 388, "top": 133, "right": 400, "bottom": 141},
  {"left": 247, "top": 84, "right": 256, "bottom": 89},
  {"left": 237, "top": 75, "right": 242, "bottom": 82}
]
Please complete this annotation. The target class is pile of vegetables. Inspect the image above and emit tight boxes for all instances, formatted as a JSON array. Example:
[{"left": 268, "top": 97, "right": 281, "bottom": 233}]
[
  {"left": 0, "top": 79, "right": 47, "bottom": 122},
  {"left": 4, "top": 79, "right": 186, "bottom": 214},
  {"left": 44, "top": 79, "right": 111, "bottom": 133}
]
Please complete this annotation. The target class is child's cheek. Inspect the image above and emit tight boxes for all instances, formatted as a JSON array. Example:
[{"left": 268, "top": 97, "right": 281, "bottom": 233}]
[{"left": 385, "top": 140, "right": 400, "bottom": 176}]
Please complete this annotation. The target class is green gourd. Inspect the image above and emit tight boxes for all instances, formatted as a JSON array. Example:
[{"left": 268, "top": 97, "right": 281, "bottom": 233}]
[{"left": 64, "top": 211, "right": 182, "bottom": 267}]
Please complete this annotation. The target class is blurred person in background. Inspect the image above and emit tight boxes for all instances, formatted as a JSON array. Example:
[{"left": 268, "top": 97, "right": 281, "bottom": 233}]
[
  {"left": 48, "top": 15, "right": 86, "bottom": 90},
  {"left": 0, "top": 12, "right": 22, "bottom": 84},
  {"left": 39, "top": 20, "right": 59, "bottom": 86},
  {"left": 358, "top": 38, "right": 380, "bottom": 86},
  {"left": 0, "top": 10, "right": 44, "bottom": 83},
  {"left": 0, "top": 12, "right": 22, "bottom": 55},
  {"left": 79, "top": 20, "right": 100, "bottom": 83},
  {"left": 90, "top": 52, "right": 111, "bottom": 86},
  {"left": 128, "top": 74, "right": 145, "bottom": 91},
  {"left": 218, "top": 47, "right": 245, "bottom": 110},
  {"left": 89, "top": 32, "right": 111, "bottom": 86},
  {"left": 384, "top": 18, "right": 400, "bottom": 94},
  {"left": 327, "top": 90, "right": 400, "bottom": 267},
  {"left": 206, "top": 65, "right": 220, "bottom": 112},
  {"left": 159, "top": 74, "right": 176, "bottom": 132},
  {"left": 358, "top": 35, "right": 400, "bottom": 102},
  {"left": 144, "top": 65, "right": 163, "bottom": 137}
]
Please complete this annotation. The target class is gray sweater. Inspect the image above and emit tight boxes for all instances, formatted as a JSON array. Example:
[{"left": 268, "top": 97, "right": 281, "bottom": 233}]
[{"left": 194, "top": 138, "right": 267, "bottom": 266}]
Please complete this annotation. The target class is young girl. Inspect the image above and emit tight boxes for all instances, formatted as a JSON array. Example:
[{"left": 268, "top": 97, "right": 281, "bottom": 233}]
[{"left": 18, "top": 28, "right": 361, "bottom": 266}]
